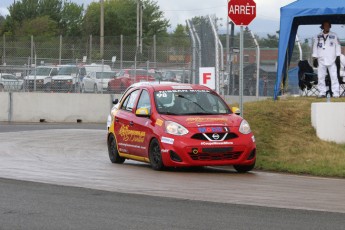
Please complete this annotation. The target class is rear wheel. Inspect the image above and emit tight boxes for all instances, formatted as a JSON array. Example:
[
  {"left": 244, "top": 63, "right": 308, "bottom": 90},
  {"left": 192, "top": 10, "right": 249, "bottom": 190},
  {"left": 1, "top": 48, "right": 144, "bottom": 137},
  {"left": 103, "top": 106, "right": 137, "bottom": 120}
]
[
  {"left": 149, "top": 139, "right": 165, "bottom": 171},
  {"left": 107, "top": 134, "right": 125, "bottom": 164},
  {"left": 233, "top": 161, "right": 255, "bottom": 173},
  {"left": 0, "top": 84, "right": 4, "bottom": 92}
]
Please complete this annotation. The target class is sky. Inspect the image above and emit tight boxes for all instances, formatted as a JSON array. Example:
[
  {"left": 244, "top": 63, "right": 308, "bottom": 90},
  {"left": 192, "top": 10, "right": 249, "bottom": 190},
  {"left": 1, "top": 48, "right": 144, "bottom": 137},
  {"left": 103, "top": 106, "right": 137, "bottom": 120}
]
[{"left": 0, "top": 0, "right": 335, "bottom": 39}]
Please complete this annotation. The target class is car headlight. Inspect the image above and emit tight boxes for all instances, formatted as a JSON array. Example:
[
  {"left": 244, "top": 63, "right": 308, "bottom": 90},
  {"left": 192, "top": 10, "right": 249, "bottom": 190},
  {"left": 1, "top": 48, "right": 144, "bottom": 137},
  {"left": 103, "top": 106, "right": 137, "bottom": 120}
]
[
  {"left": 239, "top": 119, "right": 251, "bottom": 134},
  {"left": 165, "top": 121, "right": 188, "bottom": 136}
]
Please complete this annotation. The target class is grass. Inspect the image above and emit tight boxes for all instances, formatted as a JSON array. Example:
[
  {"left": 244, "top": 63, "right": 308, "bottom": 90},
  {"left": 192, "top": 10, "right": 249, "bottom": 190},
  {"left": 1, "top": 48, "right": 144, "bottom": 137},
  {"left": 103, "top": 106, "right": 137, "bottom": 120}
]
[{"left": 242, "top": 96, "right": 345, "bottom": 178}]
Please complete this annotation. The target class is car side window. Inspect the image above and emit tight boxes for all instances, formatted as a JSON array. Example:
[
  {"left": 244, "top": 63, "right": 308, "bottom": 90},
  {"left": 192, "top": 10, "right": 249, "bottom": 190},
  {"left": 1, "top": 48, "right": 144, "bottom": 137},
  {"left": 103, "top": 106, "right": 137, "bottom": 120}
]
[
  {"left": 137, "top": 90, "right": 151, "bottom": 113},
  {"left": 51, "top": 68, "right": 58, "bottom": 76},
  {"left": 121, "top": 90, "right": 139, "bottom": 112}
]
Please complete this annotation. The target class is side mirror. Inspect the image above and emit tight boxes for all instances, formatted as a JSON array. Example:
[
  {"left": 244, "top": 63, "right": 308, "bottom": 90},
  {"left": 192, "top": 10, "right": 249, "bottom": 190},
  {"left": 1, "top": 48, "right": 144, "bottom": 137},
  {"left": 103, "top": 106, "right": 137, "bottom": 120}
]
[
  {"left": 231, "top": 106, "right": 241, "bottom": 115},
  {"left": 135, "top": 108, "right": 150, "bottom": 117},
  {"left": 113, "top": 98, "right": 119, "bottom": 105}
]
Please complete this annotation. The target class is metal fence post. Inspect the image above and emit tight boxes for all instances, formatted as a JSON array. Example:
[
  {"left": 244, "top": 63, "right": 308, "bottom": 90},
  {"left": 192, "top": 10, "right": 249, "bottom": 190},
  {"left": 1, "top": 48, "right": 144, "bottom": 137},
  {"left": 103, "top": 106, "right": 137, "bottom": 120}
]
[
  {"left": 3, "top": 34, "right": 5, "bottom": 65},
  {"left": 31, "top": 35, "right": 34, "bottom": 67},
  {"left": 89, "top": 35, "right": 93, "bottom": 64},
  {"left": 208, "top": 16, "right": 220, "bottom": 94},
  {"left": 120, "top": 35, "right": 123, "bottom": 70},
  {"left": 59, "top": 35, "right": 62, "bottom": 65},
  {"left": 186, "top": 20, "right": 196, "bottom": 84},
  {"left": 153, "top": 35, "right": 156, "bottom": 69}
]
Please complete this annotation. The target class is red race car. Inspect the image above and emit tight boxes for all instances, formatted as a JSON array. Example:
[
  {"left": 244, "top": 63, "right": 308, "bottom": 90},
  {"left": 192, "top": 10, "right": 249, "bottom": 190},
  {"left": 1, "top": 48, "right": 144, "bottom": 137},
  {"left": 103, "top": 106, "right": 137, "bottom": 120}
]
[
  {"left": 107, "top": 69, "right": 156, "bottom": 93},
  {"left": 107, "top": 82, "right": 256, "bottom": 172}
]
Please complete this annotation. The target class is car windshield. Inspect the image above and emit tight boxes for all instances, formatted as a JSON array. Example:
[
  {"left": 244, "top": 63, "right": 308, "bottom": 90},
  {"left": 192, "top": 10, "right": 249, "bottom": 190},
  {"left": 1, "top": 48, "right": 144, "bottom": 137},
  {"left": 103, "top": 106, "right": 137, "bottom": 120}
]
[
  {"left": 154, "top": 89, "right": 231, "bottom": 115},
  {"left": 57, "top": 66, "right": 77, "bottom": 75},
  {"left": 96, "top": 72, "right": 115, "bottom": 79},
  {"left": 29, "top": 68, "right": 51, "bottom": 75}
]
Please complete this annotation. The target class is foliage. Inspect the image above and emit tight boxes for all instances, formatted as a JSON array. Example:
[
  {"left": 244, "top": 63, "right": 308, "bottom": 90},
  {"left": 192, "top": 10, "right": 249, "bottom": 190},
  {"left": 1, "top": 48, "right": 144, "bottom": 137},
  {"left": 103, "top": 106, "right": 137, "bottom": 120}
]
[
  {"left": 16, "top": 15, "right": 58, "bottom": 36},
  {"left": 171, "top": 24, "right": 189, "bottom": 47},
  {"left": 60, "top": 1, "right": 84, "bottom": 36},
  {"left": 83, "top": 0, "right": 169, "bottom": 37},
  {"left": 1, "top": 0, "right": 84, "bottom": 36},
  {"left": 258, "top": 33, "right": 279, "bottom": 48}
]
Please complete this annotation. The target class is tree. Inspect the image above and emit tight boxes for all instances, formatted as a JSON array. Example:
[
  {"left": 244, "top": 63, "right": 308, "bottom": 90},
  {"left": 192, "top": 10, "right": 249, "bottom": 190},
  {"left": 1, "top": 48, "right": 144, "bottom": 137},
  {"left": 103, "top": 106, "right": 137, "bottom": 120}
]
[
  {"left": 171, "top": 24, "right": 189, "bottom": 47},
  {"left": 60, "top": 1, "right": 84, "bottom": 36},
  {"left": 2, "top": 0, "right": 83, "bottom": 36},
  {"left": 83, "top": 0, "right": 169, "bottom": 36},
  {"left": 38, "top": 0, "right": 63, "bottom": 24},
  {"left": 258, "top": 33, "right": 279, "bottom": 48},
  {"left": 16, "top": 15, "right": 58, "bottom": 36}
]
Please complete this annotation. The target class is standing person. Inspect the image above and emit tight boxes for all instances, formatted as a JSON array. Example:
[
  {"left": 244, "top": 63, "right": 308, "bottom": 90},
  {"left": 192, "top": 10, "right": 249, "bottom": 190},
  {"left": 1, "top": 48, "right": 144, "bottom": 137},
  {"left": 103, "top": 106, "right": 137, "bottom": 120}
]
[{"left": 312, "top": 20, "right": 341, "bottom": 98}]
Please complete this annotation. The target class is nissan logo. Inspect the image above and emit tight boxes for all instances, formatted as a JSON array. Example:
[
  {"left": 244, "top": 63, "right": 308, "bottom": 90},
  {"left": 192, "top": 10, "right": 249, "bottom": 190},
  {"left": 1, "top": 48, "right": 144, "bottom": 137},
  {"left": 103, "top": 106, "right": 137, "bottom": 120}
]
[{"left": 212, "top": 133, "right": 220, "bottom": 140}]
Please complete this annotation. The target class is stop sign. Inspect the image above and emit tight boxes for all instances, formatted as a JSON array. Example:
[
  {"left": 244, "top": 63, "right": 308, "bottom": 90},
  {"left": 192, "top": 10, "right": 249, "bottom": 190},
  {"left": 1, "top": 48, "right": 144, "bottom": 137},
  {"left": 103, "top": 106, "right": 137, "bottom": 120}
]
[{"left": 228, "top": 0, "right": 256, "bottom": 26}]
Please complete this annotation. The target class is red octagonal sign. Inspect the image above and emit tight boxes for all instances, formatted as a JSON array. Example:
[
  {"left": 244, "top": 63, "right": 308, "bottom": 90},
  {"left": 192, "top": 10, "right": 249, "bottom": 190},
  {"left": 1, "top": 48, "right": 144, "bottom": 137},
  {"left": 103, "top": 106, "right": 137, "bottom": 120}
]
[{"left": 228, "top": 0, "right": 256, "bottom": 26}]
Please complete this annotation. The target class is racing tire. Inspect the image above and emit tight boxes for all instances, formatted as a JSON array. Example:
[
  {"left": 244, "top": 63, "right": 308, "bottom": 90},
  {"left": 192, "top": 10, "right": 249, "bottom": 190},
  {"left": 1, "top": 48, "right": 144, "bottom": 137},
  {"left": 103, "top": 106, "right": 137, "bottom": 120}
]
[
  {"left": 107, "top": 134, "right": 125, "bottom": 164},
  {"left": 149, "top": 138, "right": 165, "bottom": 171},
  {"left": 233, "top": 161, "right": 255, "bottom": 173}
]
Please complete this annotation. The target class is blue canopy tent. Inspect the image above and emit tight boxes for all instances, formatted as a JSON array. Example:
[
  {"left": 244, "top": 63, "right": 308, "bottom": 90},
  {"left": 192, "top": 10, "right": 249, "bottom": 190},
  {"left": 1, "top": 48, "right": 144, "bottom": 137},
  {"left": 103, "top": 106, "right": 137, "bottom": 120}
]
[{"left": 274, "top": 0, "right": 345, "bottom": 99}]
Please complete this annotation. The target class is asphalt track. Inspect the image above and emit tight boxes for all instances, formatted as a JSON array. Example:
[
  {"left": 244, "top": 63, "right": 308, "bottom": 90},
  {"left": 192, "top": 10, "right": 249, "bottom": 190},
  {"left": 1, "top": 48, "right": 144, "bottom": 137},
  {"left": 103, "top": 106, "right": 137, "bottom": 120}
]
[{"left": 0, "top": 123, "right": 345, "bottom": 229}]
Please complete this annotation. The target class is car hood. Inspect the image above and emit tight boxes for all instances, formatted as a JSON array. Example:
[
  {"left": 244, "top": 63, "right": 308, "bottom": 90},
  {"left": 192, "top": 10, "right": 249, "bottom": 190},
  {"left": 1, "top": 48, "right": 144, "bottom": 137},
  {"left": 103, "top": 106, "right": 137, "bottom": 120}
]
[
  {"left": 159, "top": 114, "right": 243, "bottom": 128},
  {"left": 25, "top": 75, "right": 47, "bottom": 80},
  {"left": 52, "top": 75, "right": 74, "bottom": 80}
]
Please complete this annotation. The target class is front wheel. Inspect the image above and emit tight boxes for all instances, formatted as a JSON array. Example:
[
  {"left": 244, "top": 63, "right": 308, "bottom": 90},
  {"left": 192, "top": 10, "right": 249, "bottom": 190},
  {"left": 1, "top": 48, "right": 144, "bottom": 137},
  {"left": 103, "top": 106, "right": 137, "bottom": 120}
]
[
  {"left": 149, "top": 139, "right": 165, "bottom": 171},
  {"left": 107, "top": 134, "right": 125, "bottom": 164},
  {"left": 233, "top": 161, "right": 255, "bottom": 173}
]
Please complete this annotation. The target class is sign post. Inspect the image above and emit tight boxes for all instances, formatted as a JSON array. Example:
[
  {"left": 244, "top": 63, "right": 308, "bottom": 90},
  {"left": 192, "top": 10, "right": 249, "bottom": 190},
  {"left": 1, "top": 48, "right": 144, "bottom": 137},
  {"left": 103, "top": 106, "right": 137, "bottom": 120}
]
[{"left": 228, "top": 0, "right": 256, "bottom": 117}]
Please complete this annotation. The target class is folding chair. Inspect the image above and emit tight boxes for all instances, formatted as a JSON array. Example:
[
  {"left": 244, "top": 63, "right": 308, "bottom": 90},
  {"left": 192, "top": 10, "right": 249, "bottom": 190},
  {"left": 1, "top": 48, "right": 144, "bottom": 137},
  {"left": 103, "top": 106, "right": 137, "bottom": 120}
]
[
  {"left": 338, "top": 76, "right": 345, "bottom": 97},
  {"left": 298, "top": 60, "right": 319, "bottom": 96}
]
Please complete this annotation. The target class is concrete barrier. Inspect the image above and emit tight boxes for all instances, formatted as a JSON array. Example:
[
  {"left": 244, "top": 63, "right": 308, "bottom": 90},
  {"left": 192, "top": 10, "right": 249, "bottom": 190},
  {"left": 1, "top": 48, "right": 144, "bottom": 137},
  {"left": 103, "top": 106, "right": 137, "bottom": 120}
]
[
  {"left": 0, "top": 92, "right": 9, "bottom": 121},
  {"left": 0, "top": 92, "right": 268, "bottom": 123},
  {"left": 7, "top": 92, "right": 119, "bottom": 123},
  {"left": 311, "top": 102, "right": 345, "bottom": 144}
]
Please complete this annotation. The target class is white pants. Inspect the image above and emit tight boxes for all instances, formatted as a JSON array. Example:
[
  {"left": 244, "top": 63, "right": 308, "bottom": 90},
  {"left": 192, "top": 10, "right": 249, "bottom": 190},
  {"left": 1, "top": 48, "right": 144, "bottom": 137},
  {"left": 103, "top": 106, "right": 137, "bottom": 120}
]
[{"left": 318, "top": 62, "right": 340, "bottom": 97}]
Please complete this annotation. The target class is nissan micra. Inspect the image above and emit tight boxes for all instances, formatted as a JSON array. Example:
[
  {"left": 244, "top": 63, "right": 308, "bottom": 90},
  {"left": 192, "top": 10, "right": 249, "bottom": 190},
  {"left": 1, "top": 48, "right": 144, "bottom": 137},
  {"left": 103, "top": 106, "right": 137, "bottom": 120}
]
[{"left": 107, "top": 82, "right": 256, "bottom": 172}]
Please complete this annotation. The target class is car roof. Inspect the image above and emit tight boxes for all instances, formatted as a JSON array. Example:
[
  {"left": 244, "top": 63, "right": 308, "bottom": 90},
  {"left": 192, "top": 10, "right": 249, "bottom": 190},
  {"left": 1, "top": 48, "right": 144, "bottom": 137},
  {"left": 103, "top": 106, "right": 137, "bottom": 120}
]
[
  {"left": 35, "top": 65, "right": 57, "bottom": 68},
  {"left": 0, "top": 73, "right": 15, "bottom": 76},
  {"left": 129, "top": 81, "right": 211, "bottom": 91}
]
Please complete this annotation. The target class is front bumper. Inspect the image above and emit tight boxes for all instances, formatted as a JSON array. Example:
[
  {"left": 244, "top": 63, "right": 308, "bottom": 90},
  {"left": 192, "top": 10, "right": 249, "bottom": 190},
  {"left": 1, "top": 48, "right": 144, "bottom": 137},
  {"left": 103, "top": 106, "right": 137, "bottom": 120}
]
[
  {"left": 159, "top": 133, "right": 256, "bottom": 167},
  {"left": 51, "top": 80, "right": 74, "bottom": 92}
]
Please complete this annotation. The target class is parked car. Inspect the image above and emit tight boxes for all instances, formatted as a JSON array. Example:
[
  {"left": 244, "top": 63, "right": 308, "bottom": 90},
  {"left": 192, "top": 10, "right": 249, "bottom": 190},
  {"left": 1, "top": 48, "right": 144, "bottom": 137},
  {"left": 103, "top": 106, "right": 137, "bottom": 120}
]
[
  {"left": 107, "top": 69, "right": 157, "bottom": 93},
  {"left": 51, "top": 65, "right": 86, "bottom": 92},
  {"left": 82, "top": 70, "right": 116, "bottom": 93},
  {"left": 24, "top": 66, "right": 59, "bottom": 91},
  {"left": 162, "top": 70, "right": 190, "bottom": 83},
  {"left": 84, "top": 63, "right": 112, "bottom": 76},
  {"left": 0, "top": 73, "right": 23, "bottom": 92},
  {"left": 107, "top": 82, "right": 256, "bottom": 172}
]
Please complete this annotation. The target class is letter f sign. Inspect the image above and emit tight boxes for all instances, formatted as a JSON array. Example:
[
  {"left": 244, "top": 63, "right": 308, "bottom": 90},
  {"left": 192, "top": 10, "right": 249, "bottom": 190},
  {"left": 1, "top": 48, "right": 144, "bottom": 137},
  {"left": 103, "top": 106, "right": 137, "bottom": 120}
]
[{"left": 203, "top": 73, "right": 211, "bottom": 84}]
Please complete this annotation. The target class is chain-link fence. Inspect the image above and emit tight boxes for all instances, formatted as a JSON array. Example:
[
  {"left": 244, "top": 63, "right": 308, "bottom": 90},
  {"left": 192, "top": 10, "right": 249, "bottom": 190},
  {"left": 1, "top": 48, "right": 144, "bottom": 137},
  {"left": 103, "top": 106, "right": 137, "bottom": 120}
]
[
  {"left": 0, "top": 27, "right": 315, "bottom": 95},
  {"left": 0, "top": 34, "right": 193, "bottom": 93}
]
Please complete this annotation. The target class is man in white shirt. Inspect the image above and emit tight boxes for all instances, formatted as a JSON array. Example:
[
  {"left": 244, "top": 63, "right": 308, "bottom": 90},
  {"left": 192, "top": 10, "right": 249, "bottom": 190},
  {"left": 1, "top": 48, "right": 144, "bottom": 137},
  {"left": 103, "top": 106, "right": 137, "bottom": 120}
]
[{"left": 312, "top": 20, "right": 341, "bottom": 98}]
